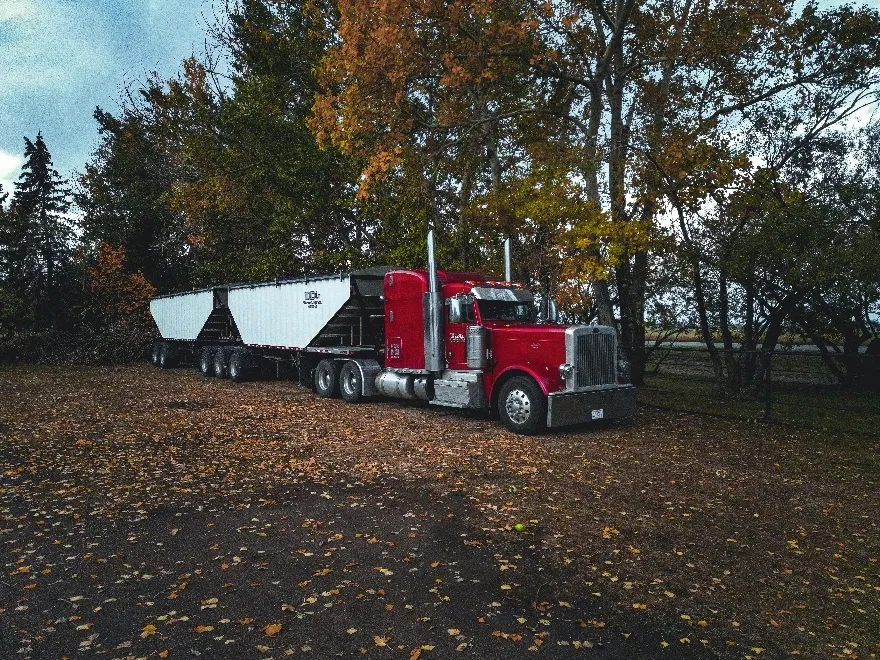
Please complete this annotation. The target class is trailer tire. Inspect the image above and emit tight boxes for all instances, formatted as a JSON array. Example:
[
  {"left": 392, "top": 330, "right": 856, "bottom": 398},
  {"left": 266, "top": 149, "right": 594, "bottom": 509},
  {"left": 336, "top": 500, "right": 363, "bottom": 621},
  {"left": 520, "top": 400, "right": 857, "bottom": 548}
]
[
  {"left": 314, "top": 359, "right": 341, "bottom": 398},
  {"left": 497, "top": 375, "right": 546, "bottom": 435},
  {"left": 213, "top": 348, "right": 229, "bottom": 379},
  {"left": 200, "top": 348, "right": 216, "bottom": 377},
  {"left": 151, "top": 342, "right": 162, "bottom": 366},
  {"left": 228, "top": 350, "right": 249, "bottom": 383},
  {"left": 157, "top": 342, "right": 178, "bottom": 369},
  {"left": 339, "top": 361, "right": 364, "bottom": 403}
]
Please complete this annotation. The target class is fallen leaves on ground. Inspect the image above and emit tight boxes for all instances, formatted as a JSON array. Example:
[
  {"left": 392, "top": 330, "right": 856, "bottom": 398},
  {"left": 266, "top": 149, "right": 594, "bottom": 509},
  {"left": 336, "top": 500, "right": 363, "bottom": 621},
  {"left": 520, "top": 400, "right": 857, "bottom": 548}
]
[{"left": 0, "top": 365, "right": 876, "bottom": 659}]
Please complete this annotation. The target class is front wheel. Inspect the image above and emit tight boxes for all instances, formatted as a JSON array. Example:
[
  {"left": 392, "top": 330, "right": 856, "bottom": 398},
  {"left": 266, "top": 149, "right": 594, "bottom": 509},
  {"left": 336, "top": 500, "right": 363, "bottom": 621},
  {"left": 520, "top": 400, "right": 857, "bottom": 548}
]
[
  {"left": 339, "top": 361, "right": 364, "bottom": 403},
  {"left": 497, "top": 376, "right": 546, "bottom": 435}
]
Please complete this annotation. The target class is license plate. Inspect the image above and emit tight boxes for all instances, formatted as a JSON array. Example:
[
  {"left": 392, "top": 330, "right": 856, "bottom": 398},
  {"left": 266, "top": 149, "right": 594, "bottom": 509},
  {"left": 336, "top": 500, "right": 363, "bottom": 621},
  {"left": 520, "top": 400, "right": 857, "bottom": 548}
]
[{"left": 591, "top": 409, "right": 604, "bottom": 420}]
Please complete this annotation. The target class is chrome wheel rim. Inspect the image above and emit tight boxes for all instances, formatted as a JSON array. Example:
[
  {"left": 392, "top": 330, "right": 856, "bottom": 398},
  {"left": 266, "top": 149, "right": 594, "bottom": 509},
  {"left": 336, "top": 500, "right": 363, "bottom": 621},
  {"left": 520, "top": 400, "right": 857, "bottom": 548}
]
[
  {"left": 343, "top": 370, "right": 358, "bottom": 395},
  {"left": 505, "top": 389, "right": 531, "bottom": 424},
  {"left": 318, "top": 368, "right": 331, "bottom": 391}
]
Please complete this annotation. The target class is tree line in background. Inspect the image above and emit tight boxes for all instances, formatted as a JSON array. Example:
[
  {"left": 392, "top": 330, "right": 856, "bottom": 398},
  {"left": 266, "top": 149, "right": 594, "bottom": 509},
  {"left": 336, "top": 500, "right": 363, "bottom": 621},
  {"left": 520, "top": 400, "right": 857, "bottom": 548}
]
[{"left": 0, "top": 0, "right": 879, "bottom": 392}]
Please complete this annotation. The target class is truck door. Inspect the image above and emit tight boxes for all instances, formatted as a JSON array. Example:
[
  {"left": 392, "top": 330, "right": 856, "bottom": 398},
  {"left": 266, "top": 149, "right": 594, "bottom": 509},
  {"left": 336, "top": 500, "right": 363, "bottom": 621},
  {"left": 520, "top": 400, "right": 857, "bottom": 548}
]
[{"left": 446, "top": 294, "right": 474, "bottom": 370}]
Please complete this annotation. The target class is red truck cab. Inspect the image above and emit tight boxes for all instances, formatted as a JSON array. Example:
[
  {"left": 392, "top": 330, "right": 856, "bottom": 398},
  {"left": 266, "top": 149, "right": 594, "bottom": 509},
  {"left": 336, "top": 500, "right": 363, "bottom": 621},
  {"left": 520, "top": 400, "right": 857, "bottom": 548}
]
[{"left": 381, "top": 268, "right": 636, "bottom": 434}]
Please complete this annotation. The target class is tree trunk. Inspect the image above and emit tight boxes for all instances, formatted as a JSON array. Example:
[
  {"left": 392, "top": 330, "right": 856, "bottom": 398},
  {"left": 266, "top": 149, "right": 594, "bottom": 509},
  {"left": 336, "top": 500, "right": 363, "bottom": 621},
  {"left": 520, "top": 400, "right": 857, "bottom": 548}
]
[
  {"left": 718, "top": 267, "right": 739, "bottom": 393},
  {"left": 458, "top": 155, "right": 475, "bottom": 269},
  {"left": 742, "top": 276, "right": 757, "bottom": 388},
  {"left": 692, "top": 259, "right": 724, "bottom": 381}
]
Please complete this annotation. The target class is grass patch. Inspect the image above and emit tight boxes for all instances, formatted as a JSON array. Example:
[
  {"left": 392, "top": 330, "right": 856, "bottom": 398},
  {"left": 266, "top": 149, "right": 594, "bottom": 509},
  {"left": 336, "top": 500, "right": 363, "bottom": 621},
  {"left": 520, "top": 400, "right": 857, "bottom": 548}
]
[{"left": 640, "top": 372, "right": 879, "bottom": 444}]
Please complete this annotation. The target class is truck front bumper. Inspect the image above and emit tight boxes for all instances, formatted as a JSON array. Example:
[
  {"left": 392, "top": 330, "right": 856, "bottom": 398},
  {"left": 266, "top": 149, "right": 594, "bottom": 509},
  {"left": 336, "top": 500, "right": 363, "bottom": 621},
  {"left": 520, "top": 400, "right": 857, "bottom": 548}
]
[{"left": 546, "top": 385, "right": 636, "bottom": 428}]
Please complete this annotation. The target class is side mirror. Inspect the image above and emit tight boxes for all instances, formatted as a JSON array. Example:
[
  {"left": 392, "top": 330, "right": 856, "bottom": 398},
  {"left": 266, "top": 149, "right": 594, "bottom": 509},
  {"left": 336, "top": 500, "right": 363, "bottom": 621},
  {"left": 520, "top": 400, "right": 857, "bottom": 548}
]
[
  {"left": 447, "top": 294, "right": 474, "bottom": 324},
  {"left": 448, "top": 297, "right": 464, "bottom": 324}
]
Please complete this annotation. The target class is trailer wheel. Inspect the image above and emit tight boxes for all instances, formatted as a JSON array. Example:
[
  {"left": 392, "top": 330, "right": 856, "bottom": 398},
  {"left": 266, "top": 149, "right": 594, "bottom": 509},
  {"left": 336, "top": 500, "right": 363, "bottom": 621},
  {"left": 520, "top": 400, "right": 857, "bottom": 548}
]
[
  {"left": 151, "top": 341, "right": 161, "bottom": 366},
  {"left": 228, "top": 350, "right": 248, "bottom": 383},
  {"left": 339, "top": 361, "right": 364, "bottom": 403},
  {"left": 497, "top": 376, "right": 546, "bottom": 435},
  {"left": 157, "top": 342, "right": 178, "bottom": 369},
  {"left": 314, "top": 359, "right": 341, "bottom": 398},
  {"left": 200, "top": 348, "right": 216, "bottom": 377},
  {"left": 213, "top": 348, "right": 229, "bottom": 379}
]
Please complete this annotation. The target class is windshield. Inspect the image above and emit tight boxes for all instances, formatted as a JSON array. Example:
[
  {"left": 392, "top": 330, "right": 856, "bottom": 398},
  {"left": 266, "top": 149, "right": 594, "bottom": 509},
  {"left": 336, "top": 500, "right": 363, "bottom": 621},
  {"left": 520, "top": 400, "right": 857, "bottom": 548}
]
[{"left": 477, "top": 300, "right": 537, "bottom": 323}]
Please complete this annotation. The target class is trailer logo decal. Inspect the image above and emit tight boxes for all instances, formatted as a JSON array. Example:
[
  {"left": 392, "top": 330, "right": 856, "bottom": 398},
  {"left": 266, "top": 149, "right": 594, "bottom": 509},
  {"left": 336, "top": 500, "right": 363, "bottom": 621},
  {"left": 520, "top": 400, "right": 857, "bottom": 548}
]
[{"left": 303, "top": 291, "right": 322, "bottom": 309}]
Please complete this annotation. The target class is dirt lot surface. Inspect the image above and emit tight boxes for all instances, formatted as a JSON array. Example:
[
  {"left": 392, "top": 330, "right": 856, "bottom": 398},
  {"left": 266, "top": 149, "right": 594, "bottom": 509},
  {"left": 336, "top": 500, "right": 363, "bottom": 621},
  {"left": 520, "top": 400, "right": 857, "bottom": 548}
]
[{"left": 1, "top": 365, "right": 878, "bottom": 659}]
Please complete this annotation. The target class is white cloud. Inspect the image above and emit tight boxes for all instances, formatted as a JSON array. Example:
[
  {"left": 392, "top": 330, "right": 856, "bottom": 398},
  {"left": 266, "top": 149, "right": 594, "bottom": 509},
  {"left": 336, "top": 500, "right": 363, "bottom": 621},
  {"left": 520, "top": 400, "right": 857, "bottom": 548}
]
[
  {"left": 0, "top": 0, "right": 112, "bottom": 94},
  {"left": 0, "top": 2, "right": 36, "bottom": 22},
  {"left": 0, "top": 149, "right": 23, "bottom": 200}
]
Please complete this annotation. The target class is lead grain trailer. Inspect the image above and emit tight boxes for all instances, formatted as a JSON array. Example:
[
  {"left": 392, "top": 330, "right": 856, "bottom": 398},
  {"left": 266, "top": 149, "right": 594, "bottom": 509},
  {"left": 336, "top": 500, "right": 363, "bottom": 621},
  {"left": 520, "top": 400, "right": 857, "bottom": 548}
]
[{"left": 149, "top": 233, "right": 636, "bottom": 434}]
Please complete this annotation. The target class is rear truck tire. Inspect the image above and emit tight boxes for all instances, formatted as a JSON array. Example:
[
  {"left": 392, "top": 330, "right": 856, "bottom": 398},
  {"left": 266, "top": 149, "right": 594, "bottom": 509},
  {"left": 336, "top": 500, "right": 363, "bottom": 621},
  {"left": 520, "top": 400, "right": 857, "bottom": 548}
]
[
  {"left": 497, "top": 375, "right": 546, "bottom": 435},
  {"left": 314, "top": 359, "right": 342, "bottom": 398},
  {"left": 228, "top": 350, "right": 248, "bottom": 383},
  {"left": 339, "top": 361, "right": 364, "bottom": 403},
  {"left": 213, "top": 348, "right": 229, "bottom": 379},
  {"left": 200, "top": 347, "right": 216, "bottom": 377}
]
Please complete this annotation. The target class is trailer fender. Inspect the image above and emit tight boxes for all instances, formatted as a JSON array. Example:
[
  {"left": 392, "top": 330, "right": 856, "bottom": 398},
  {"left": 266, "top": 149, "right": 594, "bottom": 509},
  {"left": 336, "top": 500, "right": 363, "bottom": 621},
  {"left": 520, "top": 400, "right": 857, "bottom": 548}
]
[{"left": 348, "top": 359, "right": 382, "bottom": 397}]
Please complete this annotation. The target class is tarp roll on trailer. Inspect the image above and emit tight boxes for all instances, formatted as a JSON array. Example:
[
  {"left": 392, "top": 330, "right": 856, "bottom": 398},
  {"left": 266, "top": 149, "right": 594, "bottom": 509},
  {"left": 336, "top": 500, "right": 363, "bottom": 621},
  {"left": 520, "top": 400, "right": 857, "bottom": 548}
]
[
  {"left": 227, "top": 276, "right": 353, "bottom": 349},
  {"left": 150, "top": 289, "right": 216, "bottom": 341}
]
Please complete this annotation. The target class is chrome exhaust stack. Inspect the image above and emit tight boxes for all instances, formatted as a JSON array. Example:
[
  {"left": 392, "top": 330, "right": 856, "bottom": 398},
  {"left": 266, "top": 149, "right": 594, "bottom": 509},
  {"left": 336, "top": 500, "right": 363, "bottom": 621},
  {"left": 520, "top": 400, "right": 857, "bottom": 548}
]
[
  {"left": 504, "top": 238, "right": 512, "bottom": 282},
  {"left": 424, "top": 230, "right": 444, "bottom": 372}
]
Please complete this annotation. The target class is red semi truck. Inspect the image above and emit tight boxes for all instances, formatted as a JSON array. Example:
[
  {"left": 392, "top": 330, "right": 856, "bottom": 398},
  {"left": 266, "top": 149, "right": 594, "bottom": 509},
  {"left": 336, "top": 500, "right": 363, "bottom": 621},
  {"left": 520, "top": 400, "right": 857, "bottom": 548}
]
[{"left": 149, "top": 232, "right": 635, "bottom": 434}]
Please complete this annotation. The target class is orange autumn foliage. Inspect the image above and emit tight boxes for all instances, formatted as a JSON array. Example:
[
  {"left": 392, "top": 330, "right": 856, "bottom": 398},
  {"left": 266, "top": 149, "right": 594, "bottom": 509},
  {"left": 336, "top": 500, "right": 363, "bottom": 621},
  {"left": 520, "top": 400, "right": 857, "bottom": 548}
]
[{"left": 88, "top": 243, "right": 156, "bottom": 324}]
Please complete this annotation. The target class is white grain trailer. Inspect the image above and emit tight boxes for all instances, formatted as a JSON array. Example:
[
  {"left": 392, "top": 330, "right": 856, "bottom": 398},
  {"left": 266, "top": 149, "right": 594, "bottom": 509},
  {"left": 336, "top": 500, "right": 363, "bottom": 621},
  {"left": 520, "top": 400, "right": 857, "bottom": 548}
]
[{"left": 149, "top": 268, "right": 390, "bottom": 382}]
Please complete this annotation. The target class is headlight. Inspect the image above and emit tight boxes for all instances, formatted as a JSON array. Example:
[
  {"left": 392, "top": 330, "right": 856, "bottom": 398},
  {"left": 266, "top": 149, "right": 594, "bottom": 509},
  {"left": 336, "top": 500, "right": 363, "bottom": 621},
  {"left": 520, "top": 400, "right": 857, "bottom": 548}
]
[{"left": 559, "top": 363, "right": 574, "bottom": 380}]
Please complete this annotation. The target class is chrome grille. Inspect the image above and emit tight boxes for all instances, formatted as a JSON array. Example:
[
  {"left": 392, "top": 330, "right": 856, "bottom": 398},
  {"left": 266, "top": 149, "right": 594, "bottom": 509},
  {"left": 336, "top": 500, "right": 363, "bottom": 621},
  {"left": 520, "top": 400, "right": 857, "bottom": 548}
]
[{"left": 574, "top": 331, "right": 616, "bottom": 388}]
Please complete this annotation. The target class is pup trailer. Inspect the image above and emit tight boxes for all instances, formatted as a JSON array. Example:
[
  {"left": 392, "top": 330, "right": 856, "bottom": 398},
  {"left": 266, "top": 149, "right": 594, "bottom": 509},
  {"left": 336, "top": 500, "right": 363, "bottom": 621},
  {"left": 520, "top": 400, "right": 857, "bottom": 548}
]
[{"left": 149, "top": 232, "right": 636, "bottom": 434}]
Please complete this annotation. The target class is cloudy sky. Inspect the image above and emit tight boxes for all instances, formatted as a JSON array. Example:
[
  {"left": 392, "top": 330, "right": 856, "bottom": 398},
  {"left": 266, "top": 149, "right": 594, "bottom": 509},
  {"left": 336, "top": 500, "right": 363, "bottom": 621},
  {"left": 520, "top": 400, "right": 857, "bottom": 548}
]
[{"left": 0, "top": 0, "right": 212, "bottom": 197}]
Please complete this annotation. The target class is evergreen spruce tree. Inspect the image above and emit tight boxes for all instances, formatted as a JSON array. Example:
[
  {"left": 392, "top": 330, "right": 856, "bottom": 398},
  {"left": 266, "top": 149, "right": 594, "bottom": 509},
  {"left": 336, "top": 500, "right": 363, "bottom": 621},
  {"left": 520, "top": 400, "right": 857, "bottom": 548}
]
[
  {"left": 10, "top": 133, "right": 71, "bottom": 328},
  {"left": 0, "top": 182, "right": 34, "bottom": 330}
]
